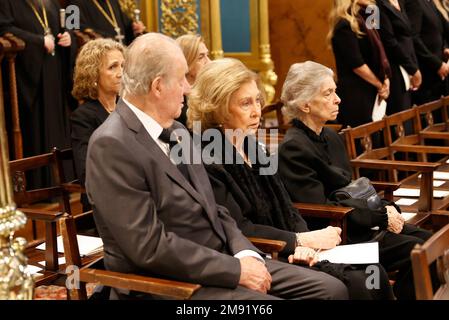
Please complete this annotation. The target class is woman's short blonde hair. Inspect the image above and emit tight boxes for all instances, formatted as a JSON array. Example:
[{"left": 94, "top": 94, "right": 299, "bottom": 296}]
[
  {"left": 187, "top": 58, "right": 263, "bottom": 130},
  {"left": 176, "top": 34, "right": 204, "bottom": 71},
  {"left": 281, "top": 61, "right": 334, "bottom": 121},
  {"left": 72, "top": 39, "right": 124, "bottom": 102}
]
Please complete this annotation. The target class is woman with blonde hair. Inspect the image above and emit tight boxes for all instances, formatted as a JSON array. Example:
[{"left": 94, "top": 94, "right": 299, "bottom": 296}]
[
  {"left": 328, "top": 0, "right": 391, "bottom": 127},
  {"left": 189, "top": 58, "right": 394, "bottom": 300},
  {"left": 176, "top": 34, "right": 211, "bottom": 125},
  {"left": 71, "top": 38, "right": 124, "bottom": 211}
]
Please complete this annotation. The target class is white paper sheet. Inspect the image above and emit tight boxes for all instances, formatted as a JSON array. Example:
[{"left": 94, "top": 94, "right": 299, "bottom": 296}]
[
  {"left": 419, "top": 171, "right": 449, "bottom": 180},
  {"left": 399, "top": 65, "right": 411, "bottom": 91},
  {"left": 37, "top": 257, "right": 66, "bottom": 267},
  {"left": 395, "top": 198, "right": 418, "bottom": 206},
  {"left": 36, "top": 235, "right": 103, "bottom": 256},
  {"left": 317, "top": 242, "right": 379, "bottom": 264},
  {"left": 401, "top": 212, "right": 417, "bottom": 222},
  {"left": 393, "top": 187, "right": 449, "bottom": 198},
  {"left": 434, "top": 180, "right": 446, "bottom": 187},
  {"left": 25, "top": 265, "right": 43, "bottom": 275},
  {"left": 372, "top": 94, "right": 387, "bottom": 121}
]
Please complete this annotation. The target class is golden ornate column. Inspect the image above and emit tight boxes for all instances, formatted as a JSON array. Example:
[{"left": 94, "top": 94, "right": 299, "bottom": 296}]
[
  {"left": 0, "top": 40, "right": 33, "bottom": 300},
  {"left": 209, "top": 0, "right": 223, "bottom": 59},
  {"left": 258, "top": 0, "right": 277, "bottom": 104}
]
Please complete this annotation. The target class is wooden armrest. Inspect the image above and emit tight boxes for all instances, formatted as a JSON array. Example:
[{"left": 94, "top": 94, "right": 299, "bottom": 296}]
[
  {"left": 292, "top": 203, "right": 353, "bottom": 220},
  {"left": 419, "top": 131, "right": 449, "bottom": 140},
  {"left": 79, "top": 268, "right": 201, "bottom": 300},
  {"left": 371, "top": 181, "right": 401, "bottom": 192},
  {"left": 248, "top": 237, "right": 286, "bottom": 257},
  {"left": 372, "top": 181, "right": 401, "bottom": 202},
  {"left": 350, "top": 159, "right": 440, "bottom": 172},
  {"left": 62, "top": 182, "right": 86, "bottom": 193},
  {"left": 390, "top": 144, "right": 449, "bottom": 155},
  {"left": 19, "top": 207, "right": 64, "bottom": 221}
]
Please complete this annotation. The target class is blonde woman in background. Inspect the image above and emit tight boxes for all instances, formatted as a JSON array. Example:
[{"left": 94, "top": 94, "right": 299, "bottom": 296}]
[
  {"left": 328, "top": 0, "right": 391, "bottom": 127},
  {"left": 175, "top": 34, "right": 211, "bottom": 125}
]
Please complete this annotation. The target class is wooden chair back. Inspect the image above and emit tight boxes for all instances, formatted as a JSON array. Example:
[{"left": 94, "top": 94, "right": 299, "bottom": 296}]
[
  {"left": 9, "top": 152, "right": 72, "bottom": 284},
  {"left": 416, "top": 98, "right": 449, "bottom": 137},
  {"left": 60, "top": 211, "right": 199, "bottom": 300},
  {"left": 342, "top": 120, "right": 439, "bottom": 213},
  {"left": 411, "top": 223, "right": 449, "bottom": 299}
]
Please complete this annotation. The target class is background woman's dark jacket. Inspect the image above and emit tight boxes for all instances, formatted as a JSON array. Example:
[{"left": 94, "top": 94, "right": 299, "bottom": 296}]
[{"left": 278, "top": 119, "right": 389, "bottom": 243}]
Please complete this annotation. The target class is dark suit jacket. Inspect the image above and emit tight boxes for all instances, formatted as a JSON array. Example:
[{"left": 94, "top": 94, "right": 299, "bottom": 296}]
[
  {"left": 405, "top": 0, "right": 449, "bottom": 102},
  {"left": 86, "top": 99, "right": 258, "bottom": 288},
  {"left": 378, "top": 0, "right": 418, "bottom": 75},
  {"left": 378, "top": 0, "right": 418, "bottom": 112}
]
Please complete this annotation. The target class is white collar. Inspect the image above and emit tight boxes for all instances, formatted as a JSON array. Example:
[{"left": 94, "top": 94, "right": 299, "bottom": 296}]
[{"left": 122, "top": 98, "right": 163, "bottom": 143}]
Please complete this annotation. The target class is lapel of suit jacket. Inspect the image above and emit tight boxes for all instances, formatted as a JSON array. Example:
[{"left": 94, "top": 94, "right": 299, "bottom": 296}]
[
  {"left": 381, "top": 0, "right": 410, "bottom": 26},
  {"left": 116, "top": 100, "right": 227, "bottom": 242}
]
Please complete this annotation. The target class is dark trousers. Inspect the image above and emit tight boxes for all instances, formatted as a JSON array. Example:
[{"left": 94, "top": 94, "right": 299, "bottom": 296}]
[{"left": 378, "top": 224, "right": 433, "bottom": 300}]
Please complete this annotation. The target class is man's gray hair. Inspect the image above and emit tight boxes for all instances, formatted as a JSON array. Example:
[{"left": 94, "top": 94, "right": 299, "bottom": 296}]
[
  {"left": 122, "top": 33, "right": 179, "bottom": 96},
  {"left": 281, "top": 61, "right": 334, "bottom": 120}
]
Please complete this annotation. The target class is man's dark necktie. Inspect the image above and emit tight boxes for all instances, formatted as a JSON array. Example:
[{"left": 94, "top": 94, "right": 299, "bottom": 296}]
[{"left": 159, "top": 128, "right": 190, "bottom": 182}]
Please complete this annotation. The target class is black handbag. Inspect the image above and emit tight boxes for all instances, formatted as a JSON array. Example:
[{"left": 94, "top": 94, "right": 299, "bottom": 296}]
[{"left": 329, "top": 177, "right": 382, "bottom": 210}]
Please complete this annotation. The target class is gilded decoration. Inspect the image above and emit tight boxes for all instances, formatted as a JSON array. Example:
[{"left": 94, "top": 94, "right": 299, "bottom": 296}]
[
  {"left": 160, "top": 0, "right": 199, "bottom": 38},
  {"left": 119, "top": 0, "right": 138, "bottom": 20}
]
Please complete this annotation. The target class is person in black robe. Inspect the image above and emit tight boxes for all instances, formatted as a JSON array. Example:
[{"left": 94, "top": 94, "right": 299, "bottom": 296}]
[
  {"left": 69, "top": 0, "right": 145, "bottom": 45},
  {"left": 0, "top": 0, "right": 76, "bottom": 187}
]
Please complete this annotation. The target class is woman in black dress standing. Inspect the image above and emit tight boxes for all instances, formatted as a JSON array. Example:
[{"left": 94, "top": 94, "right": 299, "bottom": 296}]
[
  {"left": 377, "top": 0, "right": 421, "bottom": 114},
  {"left": 329, "top": 0, "right": 391, "bottom": 127},
  {"left": 404, "top": 0, "right": 449, "bottom": 105}
]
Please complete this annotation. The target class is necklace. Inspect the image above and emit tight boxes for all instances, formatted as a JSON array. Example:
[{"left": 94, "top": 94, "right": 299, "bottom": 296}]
[
  {"left": 91, "top": 0, "right": 124, "bottom": 44},
  {"left": 102, "top": 103, "right": 115, "bottom": 114},
  {"left": 27, "top": 0, "right": 51, "bottom": 35}
]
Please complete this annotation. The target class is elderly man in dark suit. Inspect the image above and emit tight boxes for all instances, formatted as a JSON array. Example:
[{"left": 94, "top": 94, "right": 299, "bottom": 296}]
[{"left": 85, "top": 32, "right": 348, "bottom": 300}]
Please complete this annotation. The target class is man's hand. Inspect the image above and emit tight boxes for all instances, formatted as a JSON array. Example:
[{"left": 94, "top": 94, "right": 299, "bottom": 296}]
[
  {"left": 44, "top": 34, "right": 55, "bottom": 54},
  {"left": 437, "top": 62, "right": 449, "bottom": 80},
  {"left": 386, "top": 205, "right": 404, "bottom": 234},
  {"left": 410, "top": 70, "right": 422, "bottom": 91},
  {"left": 288, "top": 246, "right": 319, "bottom": 267},
  {"left": 57, "top": 32, "right": 71, "bottom": 47},
  {"left": 297, "top": 226, "right": 341, "bottom": 250},
  {"left": 132, "top": 21, "right": 146, "bottom": 35},
  {"left": 238, "top": 256, "right": 272, "bottom": 294}
]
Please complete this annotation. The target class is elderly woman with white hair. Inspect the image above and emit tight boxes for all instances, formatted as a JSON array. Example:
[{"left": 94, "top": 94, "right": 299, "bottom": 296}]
[{"left": 278, "top": 60, "right": 436, "bottom": 300}]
